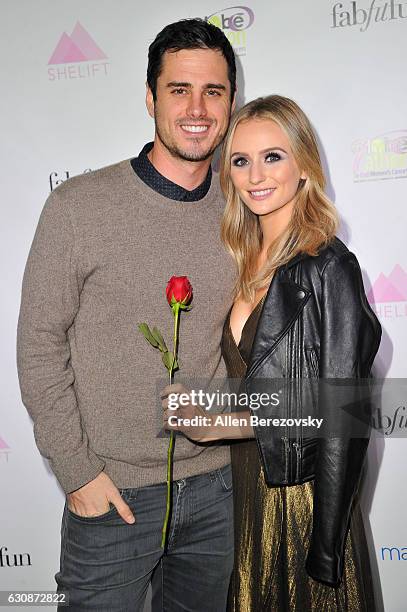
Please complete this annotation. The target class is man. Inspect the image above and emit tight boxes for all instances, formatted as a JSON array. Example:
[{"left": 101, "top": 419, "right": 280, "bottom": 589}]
[{"left": 17, "top": 19, "right": 236, "bottom": 611}]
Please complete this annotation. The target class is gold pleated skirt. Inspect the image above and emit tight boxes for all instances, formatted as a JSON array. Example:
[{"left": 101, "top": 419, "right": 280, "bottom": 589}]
[
  {"left": 222, "top": 299, "right": 377, "bottom": 611},
  {"left": 227, "top": 440, "right": 376, "bottom": 611}
]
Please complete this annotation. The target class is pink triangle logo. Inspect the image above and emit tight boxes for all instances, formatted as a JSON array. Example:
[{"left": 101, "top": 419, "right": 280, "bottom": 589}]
[
  {"left": 368, "top": 265, "right": 407, "bottom": 304},
  {"left": 388, "top": 264, "right": 407, "bottom": 296},
  {"left": 0, "top": 436, "right": 10, "bottom": 450},
  {"left": 48, "top": 22, "right": 107, "bottom": 65}
]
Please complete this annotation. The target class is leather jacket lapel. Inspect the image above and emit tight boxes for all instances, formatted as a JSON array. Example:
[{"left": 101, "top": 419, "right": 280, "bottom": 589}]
[{"left": 246, "top": 267, "right": 310, "bottom": 378}]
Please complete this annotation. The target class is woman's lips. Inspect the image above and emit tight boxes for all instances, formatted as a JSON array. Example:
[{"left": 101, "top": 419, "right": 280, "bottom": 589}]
[{"left": 248, "top": 187, "right": 276, "bottom": 201}]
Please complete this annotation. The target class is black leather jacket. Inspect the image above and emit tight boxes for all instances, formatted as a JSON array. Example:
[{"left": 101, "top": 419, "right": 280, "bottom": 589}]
[{"left": 244, "top": 237, "right": 381, "bottom": 587}]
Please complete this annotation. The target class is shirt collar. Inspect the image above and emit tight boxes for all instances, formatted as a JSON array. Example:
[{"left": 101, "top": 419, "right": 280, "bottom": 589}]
[{"left": 131, "top": 142, "right": 212, "bottom": 202}]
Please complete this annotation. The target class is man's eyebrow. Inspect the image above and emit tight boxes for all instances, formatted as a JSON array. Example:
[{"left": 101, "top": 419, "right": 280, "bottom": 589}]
[
  {"left": 167, "top": 81, "right": 191, "bottom": 88},
  {"left": 166, "top": 81, "right": 227, "bottom": 90},
  {"left": 205, "top": 83, "right": 226, "bottom": 90}
]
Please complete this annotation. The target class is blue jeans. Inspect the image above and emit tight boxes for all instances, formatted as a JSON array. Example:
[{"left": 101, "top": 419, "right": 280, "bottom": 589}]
[{"left": 55, "top": 464, "right": 234, "bottom": 611}]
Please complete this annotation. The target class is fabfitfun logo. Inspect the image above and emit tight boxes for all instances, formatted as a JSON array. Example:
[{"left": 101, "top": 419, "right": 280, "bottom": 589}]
[
  {"left": 0, "top": 547, "right": 31, "bottom": 568},
  {"left": 48, "top": 21, "right": 109, "bottom": 81},
  {"left": 368, "top": 264, "right": 407, "bottom": 319},
  {"left": 0, "top": 436, "right": 11, "bottom": 463},
  {"left": 332, "top": 1, "right": 407, "bottom": 31},
  {"left": 205, "top": 6, "right": 255, "bottom": 55},
  {"left": 371, "top": 405, "right": 407, "bottom": 436},
  {"left": 49, "top": 168, "right": 91, "bottom": 192},
  {"left": 352, "top": 131, "right": 407, "bottom": 182}
]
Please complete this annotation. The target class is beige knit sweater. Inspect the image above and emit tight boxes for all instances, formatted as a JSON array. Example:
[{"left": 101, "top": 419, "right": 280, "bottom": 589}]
[{"left": 17, "top": 159, "right": 236, "bottom": 493}]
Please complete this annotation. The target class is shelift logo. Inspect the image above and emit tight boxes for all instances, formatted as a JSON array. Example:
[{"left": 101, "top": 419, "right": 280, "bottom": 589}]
[
  {"left": 352, "top": 131, "right": 407, "bottom": 182},
  {"left": 0, "top": 547, "right": 31, "bottom": 568},
  {"left": 368, "top": 264, "right": 407, "bottom": 319},
  {"left": 48, "top": 21, "right": 109, "bottom": 81},
  {"left": 205, "top": 6, "right": 255, "bottom": 55},
  {"left": 332, "top": 1, "right": 407, "bottom": 31},
  {"left": 49, "top": 168, "right": 91, "bottom": 192},
  {"left": 381, "top": 546, "right": 407, "bottom": 560},
  {"left": 0, "top": 436, "right": 11, "bottom": 463}
]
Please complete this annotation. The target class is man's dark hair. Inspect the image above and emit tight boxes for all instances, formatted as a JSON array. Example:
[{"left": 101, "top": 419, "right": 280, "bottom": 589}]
[{"left": 147, "top": 18, "right": 236, "bottom": 101}]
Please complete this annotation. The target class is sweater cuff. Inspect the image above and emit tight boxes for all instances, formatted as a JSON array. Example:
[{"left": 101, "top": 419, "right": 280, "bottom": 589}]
[{"left": 49, "top": 445, "right": 106, "bottom": 494}]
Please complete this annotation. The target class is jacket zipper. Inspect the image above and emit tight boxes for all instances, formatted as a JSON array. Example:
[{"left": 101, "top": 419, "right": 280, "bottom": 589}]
[
  {"left": 282, "top": 436, "right": 289, "bottom": 482},
  {"left": 309, "top": 348, "right": 319, "bottom": 377},
  {"left": 292, "top": 441, "right": 301, "bottom": 481}
]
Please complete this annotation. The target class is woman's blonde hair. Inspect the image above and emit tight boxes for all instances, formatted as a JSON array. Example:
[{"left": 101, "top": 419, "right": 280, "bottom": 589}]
[{"left": 220, "top": 95, "right": 339, "bottom": 301}]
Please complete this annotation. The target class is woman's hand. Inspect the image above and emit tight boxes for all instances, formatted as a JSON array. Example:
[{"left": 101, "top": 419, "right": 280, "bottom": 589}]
[
  {"left": 161, "top": 383, "right": 254, "bottom": 441},
  {"left": 161, "top": 383, "right": 217, "bottom": 442}
]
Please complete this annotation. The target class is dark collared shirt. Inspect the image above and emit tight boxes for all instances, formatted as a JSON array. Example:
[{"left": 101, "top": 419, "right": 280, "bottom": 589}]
[{"left": 131, "top": 142, "right": 212, "bottom": 202}]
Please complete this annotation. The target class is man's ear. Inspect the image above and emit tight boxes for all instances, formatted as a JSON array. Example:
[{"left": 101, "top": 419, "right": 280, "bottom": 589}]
[{"left": 146, "top": 83, "right": 155, "bottom": 118}]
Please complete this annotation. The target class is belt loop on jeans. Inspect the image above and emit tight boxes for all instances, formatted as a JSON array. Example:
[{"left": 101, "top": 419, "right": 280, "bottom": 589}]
[
  {"left": 119, "top": 488, "right": 137, "bottom": 501},
  {"left": 209, "top": 470, "right": 217, "bottom": 483}
]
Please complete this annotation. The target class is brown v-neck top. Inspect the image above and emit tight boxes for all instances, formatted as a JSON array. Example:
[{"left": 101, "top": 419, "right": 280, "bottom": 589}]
[{"left": 222, "top": 295, "right": 266, "bottom": 375}]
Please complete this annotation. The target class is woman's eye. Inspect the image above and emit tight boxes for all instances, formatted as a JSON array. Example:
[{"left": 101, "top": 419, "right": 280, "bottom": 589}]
[
  {"left": 265, "top": 151, "right": 281, "bottom": 162},
  {"left": 231, "top": 157, "right": 248, "bottom": 167}
]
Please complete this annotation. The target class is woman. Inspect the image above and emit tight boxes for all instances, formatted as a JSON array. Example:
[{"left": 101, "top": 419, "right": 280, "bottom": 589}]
[{"left": 164, "top": 95, "right": 381, "bottom": 611}]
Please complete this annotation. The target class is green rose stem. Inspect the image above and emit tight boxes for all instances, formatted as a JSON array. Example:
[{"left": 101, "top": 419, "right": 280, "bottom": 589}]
[
  {"left": 161, "top": 301, "right": 180, "bottom": 548},
  {"left": 138, "top": 276, "right": 192, "bottom": 549}
]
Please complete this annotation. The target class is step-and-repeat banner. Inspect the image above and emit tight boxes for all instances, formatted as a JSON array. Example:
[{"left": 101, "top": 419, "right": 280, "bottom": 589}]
[{"left": 1, "top": 1, "right": 406, "bottom": 610}]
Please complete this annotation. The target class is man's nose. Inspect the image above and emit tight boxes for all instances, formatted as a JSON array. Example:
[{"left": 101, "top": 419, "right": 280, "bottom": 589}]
[{"left": 186, "top": 93, "right": 207, "bottom": 118}]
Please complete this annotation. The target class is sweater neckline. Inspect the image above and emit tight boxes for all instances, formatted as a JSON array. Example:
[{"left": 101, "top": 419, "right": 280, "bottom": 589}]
[
  {"left": 130, "top": 142, "right": 212, "bottom": 202},
  {"left": 119, "top": 159, "right": 220, "bottom": 212}
]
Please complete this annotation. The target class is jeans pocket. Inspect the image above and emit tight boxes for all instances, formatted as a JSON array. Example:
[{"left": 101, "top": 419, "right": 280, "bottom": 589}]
[
  {"left": 66, "top": 488, "right": 136, "bottom": 523},
  {"left": 67, "top": 502, "right": 117, "bottom": 523},
  {"left": 217, "top": 464, "right": 233, "bottom": 492}
]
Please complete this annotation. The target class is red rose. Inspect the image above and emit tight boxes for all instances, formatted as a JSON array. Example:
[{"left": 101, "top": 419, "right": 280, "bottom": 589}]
[{"left": 166, "top": 276, "right": 193, "bottom": 306}]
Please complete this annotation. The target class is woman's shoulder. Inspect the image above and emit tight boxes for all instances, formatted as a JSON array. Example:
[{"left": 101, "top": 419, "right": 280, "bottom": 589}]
[{"left": 303, "top": 237, "right": 361, "bottom": 278}]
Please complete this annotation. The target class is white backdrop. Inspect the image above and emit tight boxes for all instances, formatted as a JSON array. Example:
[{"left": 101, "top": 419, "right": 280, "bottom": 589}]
[{"left": 1, "top": 1, "right": 406, "bottom": 610}]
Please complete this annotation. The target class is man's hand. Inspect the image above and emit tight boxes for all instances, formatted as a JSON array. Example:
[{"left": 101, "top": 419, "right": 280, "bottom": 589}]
[{"left": 67, "top": 471, "right": 135, "bottom": 523}]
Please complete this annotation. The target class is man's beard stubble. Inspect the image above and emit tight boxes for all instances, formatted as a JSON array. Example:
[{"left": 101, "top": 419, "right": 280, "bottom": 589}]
[{"left": 154, "top": 110, "right": 230, "bottom": 163}]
